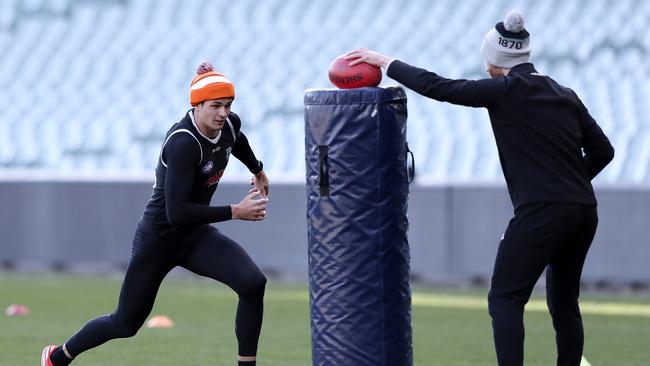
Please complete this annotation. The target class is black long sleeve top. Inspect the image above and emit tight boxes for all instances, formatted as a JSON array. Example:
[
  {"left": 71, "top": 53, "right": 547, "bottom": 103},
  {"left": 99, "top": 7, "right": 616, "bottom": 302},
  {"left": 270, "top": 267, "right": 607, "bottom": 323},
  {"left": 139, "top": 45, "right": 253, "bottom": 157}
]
[
  {"left": 141, "top": 109, "right": 262, "bottom": 236},
  {"left": 387, "top": 61, "right": 615, "bottom": 210}
]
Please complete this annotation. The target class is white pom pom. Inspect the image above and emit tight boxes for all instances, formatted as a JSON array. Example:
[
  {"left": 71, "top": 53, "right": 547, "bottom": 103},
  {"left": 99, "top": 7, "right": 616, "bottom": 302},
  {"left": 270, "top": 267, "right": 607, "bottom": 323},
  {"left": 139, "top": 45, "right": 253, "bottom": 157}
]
[
  {"left": 504, "top": 9, "right": 525, "bottom": 32},
  {"left": 196, "top": 61, "right": 214, "bottom": 75}
]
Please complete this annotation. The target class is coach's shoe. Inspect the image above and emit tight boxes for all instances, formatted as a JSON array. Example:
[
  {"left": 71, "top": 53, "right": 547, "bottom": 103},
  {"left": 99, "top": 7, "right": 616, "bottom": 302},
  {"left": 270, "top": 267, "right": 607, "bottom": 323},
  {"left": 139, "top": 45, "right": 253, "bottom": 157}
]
[{"left": 41, "top": 345, "right": 57, "bottom": 366}]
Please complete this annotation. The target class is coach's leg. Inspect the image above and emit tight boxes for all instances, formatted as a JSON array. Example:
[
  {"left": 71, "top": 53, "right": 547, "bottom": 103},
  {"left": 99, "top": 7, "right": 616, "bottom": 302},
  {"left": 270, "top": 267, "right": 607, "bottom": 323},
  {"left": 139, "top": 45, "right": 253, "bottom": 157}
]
[
  {"left": 488, "top": 204, "right": 575, "bottom": 366},
  {"left": 546, "top": 206, "right": 597, "bottom": 366},
  {"left": 52, "top": 227, "right": 175, "bottom": 365},
  {"left": 180, "top": 226, "right": 266, "bottom": 363},
  {"left": 488, "top": 232, "right": 546, "bottom": 365}
]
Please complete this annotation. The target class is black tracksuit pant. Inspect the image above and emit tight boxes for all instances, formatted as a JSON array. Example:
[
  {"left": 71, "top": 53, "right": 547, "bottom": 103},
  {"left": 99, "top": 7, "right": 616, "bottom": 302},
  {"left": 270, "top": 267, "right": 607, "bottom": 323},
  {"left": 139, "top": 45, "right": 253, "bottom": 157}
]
[
  {"left": 63, "top": 222, "right": 266, "bottom": 359},
  {"left": 488, "top": 203, "right": 598, "bottom": 366}
]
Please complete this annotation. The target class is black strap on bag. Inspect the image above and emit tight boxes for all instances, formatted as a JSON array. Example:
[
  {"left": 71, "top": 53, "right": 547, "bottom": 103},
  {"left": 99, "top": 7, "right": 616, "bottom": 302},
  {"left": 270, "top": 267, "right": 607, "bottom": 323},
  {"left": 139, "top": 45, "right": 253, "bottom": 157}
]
[{"left": 406, "top": 143, "right": 415, "bottom": 184}]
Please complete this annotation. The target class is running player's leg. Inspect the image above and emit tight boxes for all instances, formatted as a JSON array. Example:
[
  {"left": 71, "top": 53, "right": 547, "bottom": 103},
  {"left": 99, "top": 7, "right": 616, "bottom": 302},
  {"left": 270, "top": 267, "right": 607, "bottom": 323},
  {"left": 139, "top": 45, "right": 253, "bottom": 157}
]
[
  {"left": 488, "top": 204, "right": 578, "bottom": 366},
  {"left": 180, "top": 226, "right": 266, "bottom": 364},
  {"left": 49, "top": 226, "right": 175, "bottom": 365},
  {"left": 546, "top": 206, "right": 597, "bottom": 366}
]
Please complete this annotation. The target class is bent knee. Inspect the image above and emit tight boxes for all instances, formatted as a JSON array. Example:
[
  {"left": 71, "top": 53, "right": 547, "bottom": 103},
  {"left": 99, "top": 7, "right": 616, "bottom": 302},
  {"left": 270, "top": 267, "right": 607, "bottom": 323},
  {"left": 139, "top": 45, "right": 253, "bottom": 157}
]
[
  {"left": 240, "top": 273, "right": 267, "bottom": 298},
  {"left": 110, "top": 314, "right": 142, "bottom": 338},
  {"left": 120, "top": 324, "right": 140, "bottom": 338},
  {"left": 115, "top": 320, "right": 141, "bottom": 338},
  {"left": 547, "top": 299, "right": 581, "bottom": 319},
  {"left": 488, "top": 290, "right": 527, "bottom": 319},
  {"left": 250, "top": 273, "right": 267, "bottom": 294}
]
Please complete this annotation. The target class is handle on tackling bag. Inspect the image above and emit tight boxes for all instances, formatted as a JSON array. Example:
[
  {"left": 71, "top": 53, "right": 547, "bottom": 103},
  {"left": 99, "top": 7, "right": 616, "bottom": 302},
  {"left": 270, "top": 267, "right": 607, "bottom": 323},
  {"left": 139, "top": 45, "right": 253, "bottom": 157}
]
[
  {"left": 318, "top": 145, "right": 330, "bottom": 196},
  {"left": 406, "top": 143, "right": 415, "bottom": 184}
]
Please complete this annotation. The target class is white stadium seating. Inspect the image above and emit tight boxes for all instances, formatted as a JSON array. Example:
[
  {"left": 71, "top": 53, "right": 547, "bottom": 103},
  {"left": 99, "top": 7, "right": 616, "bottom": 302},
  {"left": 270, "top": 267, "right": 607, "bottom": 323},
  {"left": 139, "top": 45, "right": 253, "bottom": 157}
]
[{"left": 0, "top": 0, "right": 647, "bottom": 182}]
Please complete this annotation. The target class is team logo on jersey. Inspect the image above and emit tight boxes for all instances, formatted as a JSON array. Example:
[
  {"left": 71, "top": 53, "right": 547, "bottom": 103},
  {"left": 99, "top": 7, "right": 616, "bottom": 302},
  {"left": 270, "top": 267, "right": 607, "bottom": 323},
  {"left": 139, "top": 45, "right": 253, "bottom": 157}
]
[
  {"left": 212, "top": 146, "right": 221, "bottom": 153},
  {"left": 204, "top": 169, "right": 225, "bottom": 187},
  {"left": 202, "top": 161, "right": 214, "bottom": 174}
]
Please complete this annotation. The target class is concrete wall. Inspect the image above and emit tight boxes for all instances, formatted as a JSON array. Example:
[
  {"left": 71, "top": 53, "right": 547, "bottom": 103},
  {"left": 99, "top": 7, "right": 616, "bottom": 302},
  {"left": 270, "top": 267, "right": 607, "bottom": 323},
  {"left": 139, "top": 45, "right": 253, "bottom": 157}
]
[{"left": 1, "top": 181, "right": 648, "bottom": 284}]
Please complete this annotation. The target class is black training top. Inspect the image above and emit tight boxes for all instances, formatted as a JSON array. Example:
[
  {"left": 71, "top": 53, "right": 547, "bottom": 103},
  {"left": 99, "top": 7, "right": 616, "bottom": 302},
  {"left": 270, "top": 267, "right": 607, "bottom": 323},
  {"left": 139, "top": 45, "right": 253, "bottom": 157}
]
[
  {"left": 387, "top": 61, "right": 615, "bottom": 210},
  {"left": 141, "top": 109, "right": 262, "bottom": 236}
]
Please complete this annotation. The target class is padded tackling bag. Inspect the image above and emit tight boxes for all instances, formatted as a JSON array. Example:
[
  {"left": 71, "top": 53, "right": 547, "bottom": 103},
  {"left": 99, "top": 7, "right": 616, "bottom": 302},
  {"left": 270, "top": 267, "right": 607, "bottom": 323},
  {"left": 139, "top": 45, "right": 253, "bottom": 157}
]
[{"left": 304, "top": 86, "right": 412, "bottom": 366}]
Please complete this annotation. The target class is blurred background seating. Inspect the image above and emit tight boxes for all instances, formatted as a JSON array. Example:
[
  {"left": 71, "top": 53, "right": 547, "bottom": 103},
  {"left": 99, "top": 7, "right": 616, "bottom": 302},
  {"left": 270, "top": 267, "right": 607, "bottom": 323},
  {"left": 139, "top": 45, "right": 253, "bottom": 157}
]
[{"left": 0, "top": 0, "right": 647, "bottom": 182}]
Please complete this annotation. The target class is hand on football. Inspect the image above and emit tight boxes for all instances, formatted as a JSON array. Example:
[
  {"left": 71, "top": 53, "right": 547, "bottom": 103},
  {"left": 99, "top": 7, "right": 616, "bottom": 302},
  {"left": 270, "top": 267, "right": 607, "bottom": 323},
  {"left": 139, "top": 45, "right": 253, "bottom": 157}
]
[{"left": 344, "top": 48, "right": 394, "bottom": 69}]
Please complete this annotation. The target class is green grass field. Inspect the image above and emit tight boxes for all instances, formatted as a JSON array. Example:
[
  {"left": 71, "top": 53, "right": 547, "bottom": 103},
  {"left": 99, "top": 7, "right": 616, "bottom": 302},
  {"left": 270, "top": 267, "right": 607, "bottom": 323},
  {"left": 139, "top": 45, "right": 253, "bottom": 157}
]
[{"left": 1, "top": 273, "right": 649, "bottom": 365}]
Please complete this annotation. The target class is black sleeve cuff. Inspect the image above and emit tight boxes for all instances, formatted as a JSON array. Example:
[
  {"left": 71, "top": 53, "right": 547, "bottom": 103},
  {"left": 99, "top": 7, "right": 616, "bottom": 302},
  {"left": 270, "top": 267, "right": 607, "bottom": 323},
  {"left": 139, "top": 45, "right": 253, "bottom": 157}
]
[
  {"left": 210, "top": 205, "right": 232, "bottom": 223},
  {"left": 386, "top": 59, "right": 404, "bottom": 79},
  {"left": 250, "top": 160, "right": 263, "bottom": 175},
  {"left": 210, "top": 205, "right": 233, "bottom": 222},
  {"left": 224, "top": 205, "right": 233, "bottom": 221}
]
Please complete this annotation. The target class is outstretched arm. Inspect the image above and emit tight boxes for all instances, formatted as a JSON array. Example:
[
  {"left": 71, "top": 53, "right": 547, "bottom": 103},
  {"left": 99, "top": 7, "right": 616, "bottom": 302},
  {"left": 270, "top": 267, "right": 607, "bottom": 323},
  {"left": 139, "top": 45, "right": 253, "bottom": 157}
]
[{"left": 345, "top": 48, "right": 505, "bottom": 108}]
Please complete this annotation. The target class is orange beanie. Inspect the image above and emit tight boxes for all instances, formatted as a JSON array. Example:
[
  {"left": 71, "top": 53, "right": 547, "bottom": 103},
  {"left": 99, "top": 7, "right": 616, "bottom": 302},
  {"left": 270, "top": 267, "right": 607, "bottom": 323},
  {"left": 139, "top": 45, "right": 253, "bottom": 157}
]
[{"left": 189, "top": 62, "right": 235, "bottom": 106}]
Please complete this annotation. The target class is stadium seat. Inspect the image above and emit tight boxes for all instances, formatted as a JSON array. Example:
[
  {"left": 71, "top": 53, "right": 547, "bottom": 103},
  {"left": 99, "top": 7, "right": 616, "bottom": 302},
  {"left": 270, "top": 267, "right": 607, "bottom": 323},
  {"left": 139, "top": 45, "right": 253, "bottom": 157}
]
[{"left": 0, "top": 0, "right": 646, "bottom": 182}]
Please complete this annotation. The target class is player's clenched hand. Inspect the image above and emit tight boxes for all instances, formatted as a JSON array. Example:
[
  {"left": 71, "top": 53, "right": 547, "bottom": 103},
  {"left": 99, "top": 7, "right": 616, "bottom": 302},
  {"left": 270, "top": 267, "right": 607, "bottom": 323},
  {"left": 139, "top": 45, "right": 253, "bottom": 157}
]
[
  {"left": 344, "top": 48, "right": 394, "bottom": 69},
  {"left": 250, "top": 170, "right": 269, "bottom": 198},
  {"left": 231, "top": 189, "right": 268, "bottom": 221}
]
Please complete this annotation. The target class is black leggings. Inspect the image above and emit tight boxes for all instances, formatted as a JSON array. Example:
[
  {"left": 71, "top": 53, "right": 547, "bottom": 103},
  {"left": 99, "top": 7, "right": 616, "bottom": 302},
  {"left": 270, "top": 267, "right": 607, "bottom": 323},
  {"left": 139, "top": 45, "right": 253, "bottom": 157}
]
[
  {"left": 64, "top": 224, "right": 266, "bottom": 358},
  {"left": 488, "top": 203, "right": 598, "bottom": 366}
]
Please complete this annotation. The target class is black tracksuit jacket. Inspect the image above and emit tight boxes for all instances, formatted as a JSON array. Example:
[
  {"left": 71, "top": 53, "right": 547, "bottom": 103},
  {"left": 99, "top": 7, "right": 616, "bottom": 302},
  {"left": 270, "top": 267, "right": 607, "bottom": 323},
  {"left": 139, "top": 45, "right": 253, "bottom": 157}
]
[{"left": 387, "top": 61, "right": 615, "bottom": 210}]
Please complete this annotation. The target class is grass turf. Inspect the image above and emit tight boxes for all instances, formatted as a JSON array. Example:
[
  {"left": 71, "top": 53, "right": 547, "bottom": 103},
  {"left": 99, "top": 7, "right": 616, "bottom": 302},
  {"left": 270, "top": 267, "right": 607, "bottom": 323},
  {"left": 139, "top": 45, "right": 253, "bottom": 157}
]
[{"left": 1, "top": 273, "right": 649, "bottom": 365}]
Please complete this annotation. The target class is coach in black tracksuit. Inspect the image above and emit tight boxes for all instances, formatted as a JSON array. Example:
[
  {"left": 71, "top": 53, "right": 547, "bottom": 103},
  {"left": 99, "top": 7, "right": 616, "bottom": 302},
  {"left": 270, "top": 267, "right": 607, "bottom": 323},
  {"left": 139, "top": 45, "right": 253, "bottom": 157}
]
[
  {"left": 44, "top": 63, "right": 268, "bottom": 366},
  {"left": 346, "top": 9, "right": 614, "bottom": 366}
]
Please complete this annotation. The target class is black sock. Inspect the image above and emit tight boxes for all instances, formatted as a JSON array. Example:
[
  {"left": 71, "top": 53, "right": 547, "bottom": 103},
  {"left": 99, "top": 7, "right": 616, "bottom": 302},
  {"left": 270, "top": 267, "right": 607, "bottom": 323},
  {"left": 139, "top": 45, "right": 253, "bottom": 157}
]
[
  {"left": 50, "top": 346, "right": 73, "bottom": 366},
  {"left": 238, "top": 360, "right": 255, "bottom": 366}
]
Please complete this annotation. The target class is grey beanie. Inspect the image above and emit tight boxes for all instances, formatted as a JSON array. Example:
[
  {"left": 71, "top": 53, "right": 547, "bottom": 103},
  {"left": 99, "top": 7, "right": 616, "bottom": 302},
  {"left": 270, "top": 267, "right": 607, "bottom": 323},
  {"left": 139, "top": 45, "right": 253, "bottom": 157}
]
[{"left": 481, "top": 10, "right": 531, "bottom": 68}]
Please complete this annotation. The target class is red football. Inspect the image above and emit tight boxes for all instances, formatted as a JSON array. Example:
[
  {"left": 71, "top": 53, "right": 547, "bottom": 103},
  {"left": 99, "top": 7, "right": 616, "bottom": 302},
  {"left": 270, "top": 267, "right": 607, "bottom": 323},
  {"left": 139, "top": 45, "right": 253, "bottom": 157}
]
[{"left": 328, "top": 56, "right": 382, "bottom": 89}]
